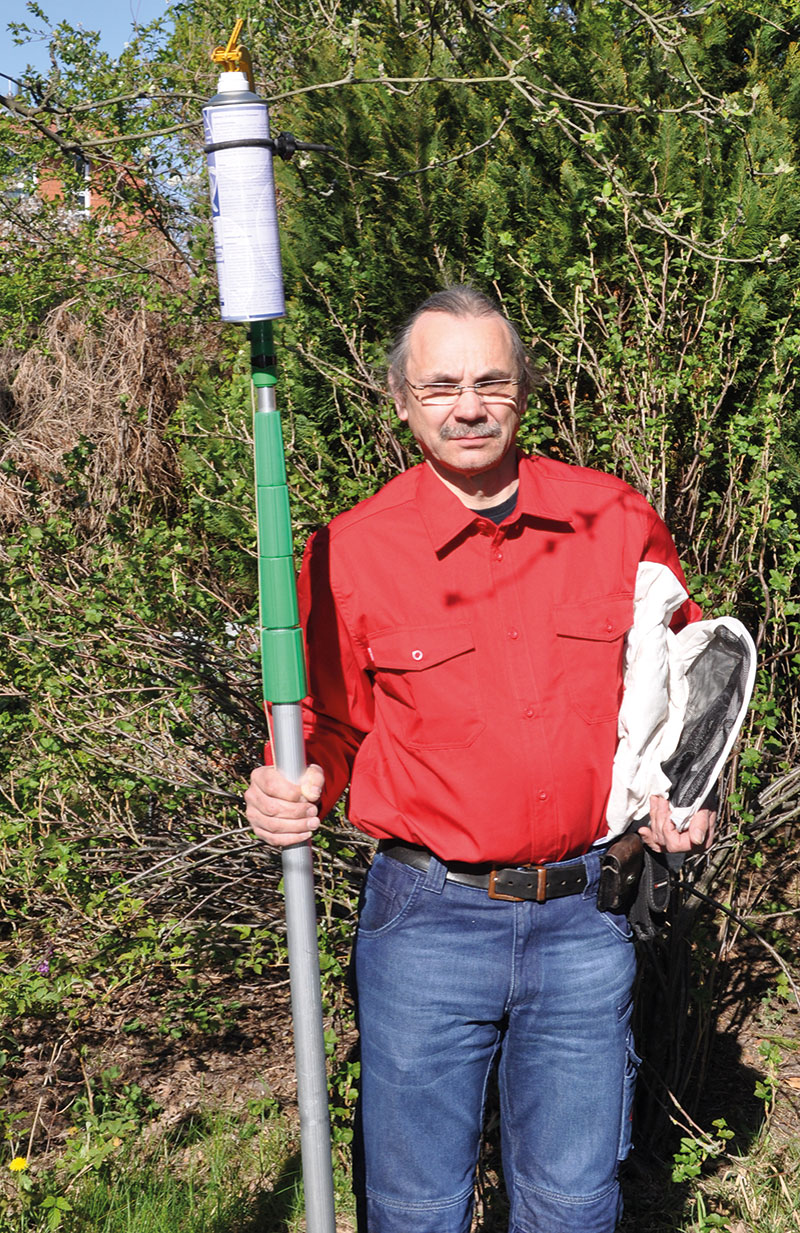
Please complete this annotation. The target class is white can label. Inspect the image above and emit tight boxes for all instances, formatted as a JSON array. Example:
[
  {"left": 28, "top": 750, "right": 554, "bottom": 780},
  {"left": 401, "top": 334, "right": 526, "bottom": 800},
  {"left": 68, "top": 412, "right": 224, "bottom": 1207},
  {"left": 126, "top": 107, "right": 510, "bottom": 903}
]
[{"left": 203, "top": 101, "right": 286, "bottom": 322}]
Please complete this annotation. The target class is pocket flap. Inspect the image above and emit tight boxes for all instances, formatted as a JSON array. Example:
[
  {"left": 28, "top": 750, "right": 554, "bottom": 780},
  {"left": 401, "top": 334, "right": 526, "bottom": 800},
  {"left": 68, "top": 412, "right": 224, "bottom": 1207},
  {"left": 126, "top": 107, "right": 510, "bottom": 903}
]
[
  {"left": 555, "top": 594, "right": 632, "bottom": 642},
  {"left": 368, "top": 624, "right": 475, "bottom": 671}
]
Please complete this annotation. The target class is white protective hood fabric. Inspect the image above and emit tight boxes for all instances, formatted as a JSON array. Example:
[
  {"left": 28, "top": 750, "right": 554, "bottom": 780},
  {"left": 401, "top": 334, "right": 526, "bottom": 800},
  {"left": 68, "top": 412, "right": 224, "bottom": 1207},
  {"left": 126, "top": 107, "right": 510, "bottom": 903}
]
[{"left": 604, "top": 560, "right": 757, "bottom": 838}]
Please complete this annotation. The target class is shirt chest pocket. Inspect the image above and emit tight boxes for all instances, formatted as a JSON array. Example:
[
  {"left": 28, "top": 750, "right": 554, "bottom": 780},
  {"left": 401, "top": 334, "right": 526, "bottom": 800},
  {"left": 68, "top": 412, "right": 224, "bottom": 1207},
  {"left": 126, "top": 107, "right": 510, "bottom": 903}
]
[
  {"left": 367, "top": 623, "right": 485, "bottom": 750},
  {"left": 554, "top": 594, "right": 632, "bottom": 725}
]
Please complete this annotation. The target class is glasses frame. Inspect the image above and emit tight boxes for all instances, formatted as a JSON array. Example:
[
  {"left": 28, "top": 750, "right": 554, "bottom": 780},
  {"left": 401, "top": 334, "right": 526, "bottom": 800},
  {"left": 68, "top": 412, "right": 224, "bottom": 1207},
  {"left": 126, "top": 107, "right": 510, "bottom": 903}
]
[{"left": 404, "top": 377, "right": 521, "bottom": 406}]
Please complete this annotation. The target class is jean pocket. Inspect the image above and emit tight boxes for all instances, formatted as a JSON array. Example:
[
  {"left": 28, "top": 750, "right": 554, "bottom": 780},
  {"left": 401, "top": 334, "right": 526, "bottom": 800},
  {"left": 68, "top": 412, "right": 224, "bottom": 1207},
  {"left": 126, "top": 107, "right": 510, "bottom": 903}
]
[
  {"left": 597, "top": 904, "right": 634, "bottom": 943},
  {"left": 617, "top": 1031, "right": 641, "bottom": 1161},
  {"left": 357, "top": 854, "right": 423, "bottom": 936}
]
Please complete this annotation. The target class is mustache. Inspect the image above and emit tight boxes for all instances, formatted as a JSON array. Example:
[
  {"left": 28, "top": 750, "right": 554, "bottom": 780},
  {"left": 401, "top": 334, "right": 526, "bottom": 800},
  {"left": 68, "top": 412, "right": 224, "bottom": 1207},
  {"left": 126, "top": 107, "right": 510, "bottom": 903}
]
[{"left": 439, "top": 422, "right": 502, "bottom": 440}]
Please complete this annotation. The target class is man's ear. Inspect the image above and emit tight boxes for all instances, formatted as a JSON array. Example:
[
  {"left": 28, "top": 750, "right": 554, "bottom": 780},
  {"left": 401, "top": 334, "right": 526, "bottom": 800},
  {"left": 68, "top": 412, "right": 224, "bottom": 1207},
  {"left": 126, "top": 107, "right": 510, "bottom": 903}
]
[{"left": 389, "top": 378, "right": 409, "bottom": 422}]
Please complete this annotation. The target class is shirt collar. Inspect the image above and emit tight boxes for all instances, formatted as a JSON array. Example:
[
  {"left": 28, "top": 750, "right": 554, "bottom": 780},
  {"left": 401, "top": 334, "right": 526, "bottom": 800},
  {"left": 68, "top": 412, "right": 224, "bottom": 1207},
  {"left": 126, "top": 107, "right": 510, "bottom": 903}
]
[
  {"left": 516, "top": 453, "right": 575, "bottom": 525},
  {"left": 417, "top": 453, "right": 574, "bottom": 554}
]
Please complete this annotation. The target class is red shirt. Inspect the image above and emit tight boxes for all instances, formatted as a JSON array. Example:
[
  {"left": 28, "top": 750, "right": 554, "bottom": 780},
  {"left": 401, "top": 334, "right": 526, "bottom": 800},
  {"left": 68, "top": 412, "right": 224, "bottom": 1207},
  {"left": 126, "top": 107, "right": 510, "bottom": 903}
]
[{"left": 281, "top": 454, "right": 700, "bottom": 864}]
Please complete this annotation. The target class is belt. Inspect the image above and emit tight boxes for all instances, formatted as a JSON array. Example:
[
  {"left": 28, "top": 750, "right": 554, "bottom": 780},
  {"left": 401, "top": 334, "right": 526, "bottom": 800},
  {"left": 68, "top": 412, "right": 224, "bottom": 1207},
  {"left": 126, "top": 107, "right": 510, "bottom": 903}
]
[{"left": 377, "top": 840, "right": 588, "bottom": 904}]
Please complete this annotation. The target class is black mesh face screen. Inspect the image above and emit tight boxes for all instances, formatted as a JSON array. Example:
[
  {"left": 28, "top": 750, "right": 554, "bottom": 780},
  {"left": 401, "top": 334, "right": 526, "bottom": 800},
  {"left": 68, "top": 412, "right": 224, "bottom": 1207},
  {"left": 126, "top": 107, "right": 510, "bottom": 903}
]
[{"left": 661, "top": 627, "right": 750, "bottom": 808}]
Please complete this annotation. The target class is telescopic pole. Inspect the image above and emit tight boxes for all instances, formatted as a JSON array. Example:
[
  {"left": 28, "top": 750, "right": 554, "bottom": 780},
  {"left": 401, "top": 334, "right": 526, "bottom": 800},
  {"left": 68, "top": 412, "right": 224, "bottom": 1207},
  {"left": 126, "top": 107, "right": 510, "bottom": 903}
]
[
  {"left": 202, "top": 25, "right": 336, "bottom": 1233},
  {"left": 251, "top": 325, "right": 337, "bottom": 1233}
]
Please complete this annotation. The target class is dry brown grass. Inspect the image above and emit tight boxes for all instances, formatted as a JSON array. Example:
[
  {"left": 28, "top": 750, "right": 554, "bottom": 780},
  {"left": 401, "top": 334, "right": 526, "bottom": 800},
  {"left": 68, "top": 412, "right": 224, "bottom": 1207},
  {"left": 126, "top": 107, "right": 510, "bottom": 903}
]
[{"left": 0, "top": 302, "right": 195, "bottom": 527}]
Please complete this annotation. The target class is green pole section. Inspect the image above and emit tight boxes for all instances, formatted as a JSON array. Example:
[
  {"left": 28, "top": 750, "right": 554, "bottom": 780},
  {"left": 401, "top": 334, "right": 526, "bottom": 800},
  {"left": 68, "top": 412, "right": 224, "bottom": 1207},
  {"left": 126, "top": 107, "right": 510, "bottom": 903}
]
[
  {"left": 252, "top": 320, "right": 307, "bottom": 704},
  {"left": 250, "top": 320, "right": 336, "bottom": 1233}
]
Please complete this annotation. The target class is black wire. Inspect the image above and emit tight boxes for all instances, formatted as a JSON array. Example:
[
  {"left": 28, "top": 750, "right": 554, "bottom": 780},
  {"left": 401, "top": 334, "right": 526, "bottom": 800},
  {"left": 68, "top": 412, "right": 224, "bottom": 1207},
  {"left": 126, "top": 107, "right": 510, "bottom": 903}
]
[{"left": 684, "top": 879, "right": 778, "bottom": 944}]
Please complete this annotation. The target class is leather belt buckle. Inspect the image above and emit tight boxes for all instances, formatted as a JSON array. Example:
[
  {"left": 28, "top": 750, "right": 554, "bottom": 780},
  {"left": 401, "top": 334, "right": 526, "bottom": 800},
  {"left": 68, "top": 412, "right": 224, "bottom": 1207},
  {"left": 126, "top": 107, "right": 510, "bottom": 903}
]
[{"left": 488, "top": 866, "right": 548, "bottom": 903}]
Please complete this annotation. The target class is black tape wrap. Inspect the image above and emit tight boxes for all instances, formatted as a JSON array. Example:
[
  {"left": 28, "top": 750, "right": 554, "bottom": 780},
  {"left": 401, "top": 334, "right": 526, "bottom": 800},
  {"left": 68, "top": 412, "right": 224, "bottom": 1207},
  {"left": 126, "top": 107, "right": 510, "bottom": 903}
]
[
  {"left": 204, "top": 137, "right": 275, "bottom": 154},
  {"left": 203, "top": 134, "right": 332, "bottom": 160}
]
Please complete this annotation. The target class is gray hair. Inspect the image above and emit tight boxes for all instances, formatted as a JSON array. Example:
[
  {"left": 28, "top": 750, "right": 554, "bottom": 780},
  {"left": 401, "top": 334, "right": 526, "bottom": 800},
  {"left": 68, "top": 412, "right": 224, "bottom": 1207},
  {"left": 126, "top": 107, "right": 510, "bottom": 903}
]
[{"left": 387, "top": 285, "right": 536, "bottom": 404}]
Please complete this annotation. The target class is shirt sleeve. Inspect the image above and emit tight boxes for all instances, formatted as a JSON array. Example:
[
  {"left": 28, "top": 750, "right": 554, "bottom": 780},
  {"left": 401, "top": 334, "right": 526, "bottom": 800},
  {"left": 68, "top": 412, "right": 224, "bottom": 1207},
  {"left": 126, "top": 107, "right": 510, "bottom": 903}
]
[
  {"left": 641, "top": 505, "right": 702, "bottom": 630},
  {"left": 263, "top": 526, "right": 372, "bottom": 819}
]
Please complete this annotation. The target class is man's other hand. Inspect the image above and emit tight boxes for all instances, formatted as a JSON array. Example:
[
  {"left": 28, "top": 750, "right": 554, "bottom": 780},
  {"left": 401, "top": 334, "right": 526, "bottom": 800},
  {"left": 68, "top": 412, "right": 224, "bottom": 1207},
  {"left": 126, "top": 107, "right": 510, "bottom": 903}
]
[
  {"left": 639, "top": 795, "right": 716, "bottom": 855},
  {"left": 245, "top": 763, "right": 325, "bottom": 847}
]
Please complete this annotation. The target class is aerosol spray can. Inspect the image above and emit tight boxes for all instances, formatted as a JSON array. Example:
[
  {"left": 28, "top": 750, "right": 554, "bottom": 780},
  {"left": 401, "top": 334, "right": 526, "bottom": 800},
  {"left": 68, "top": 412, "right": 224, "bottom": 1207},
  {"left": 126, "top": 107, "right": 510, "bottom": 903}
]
[{"left": 202, "top": 71, "right": 285, "bottom": 322}]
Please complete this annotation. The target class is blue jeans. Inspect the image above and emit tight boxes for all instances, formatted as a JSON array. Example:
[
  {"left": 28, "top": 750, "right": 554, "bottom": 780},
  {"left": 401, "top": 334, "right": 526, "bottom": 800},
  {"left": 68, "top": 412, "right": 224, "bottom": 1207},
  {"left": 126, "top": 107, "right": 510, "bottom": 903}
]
[{"left": 352, "top": 849, "right": 638, "bottom": 1233}]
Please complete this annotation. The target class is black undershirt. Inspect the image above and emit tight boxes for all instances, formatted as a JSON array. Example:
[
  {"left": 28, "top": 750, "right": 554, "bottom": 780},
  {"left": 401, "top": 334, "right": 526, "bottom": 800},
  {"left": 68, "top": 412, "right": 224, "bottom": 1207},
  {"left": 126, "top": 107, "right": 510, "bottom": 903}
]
[{"left": 469, "top": 489, "right": 519, "bottom": 525}]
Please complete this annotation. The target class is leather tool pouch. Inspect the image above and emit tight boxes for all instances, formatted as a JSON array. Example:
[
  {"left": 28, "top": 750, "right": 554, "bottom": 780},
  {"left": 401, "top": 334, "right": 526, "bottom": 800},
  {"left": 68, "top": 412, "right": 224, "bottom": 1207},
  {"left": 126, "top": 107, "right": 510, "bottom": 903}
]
[{"left": 597, "top": 832, "right": 645, "bottom": 915}]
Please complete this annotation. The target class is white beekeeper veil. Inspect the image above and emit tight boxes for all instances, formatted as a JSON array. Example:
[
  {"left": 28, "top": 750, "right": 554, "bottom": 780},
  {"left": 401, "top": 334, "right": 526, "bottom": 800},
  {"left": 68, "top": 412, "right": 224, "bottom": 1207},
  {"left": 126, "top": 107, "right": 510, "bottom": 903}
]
[{"left": 604, "top": 560, "right": 757, "bottom": 838}]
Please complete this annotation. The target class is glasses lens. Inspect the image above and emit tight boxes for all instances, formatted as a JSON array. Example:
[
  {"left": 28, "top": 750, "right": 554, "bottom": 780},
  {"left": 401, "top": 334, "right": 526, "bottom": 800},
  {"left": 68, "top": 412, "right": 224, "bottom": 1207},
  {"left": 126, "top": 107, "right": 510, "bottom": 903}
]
[
  {"left": 474, "top": 381, "right": 517, "bottom": 402},
  {"left": 418, "top": 384, "right": 460, "bottom": 405}
]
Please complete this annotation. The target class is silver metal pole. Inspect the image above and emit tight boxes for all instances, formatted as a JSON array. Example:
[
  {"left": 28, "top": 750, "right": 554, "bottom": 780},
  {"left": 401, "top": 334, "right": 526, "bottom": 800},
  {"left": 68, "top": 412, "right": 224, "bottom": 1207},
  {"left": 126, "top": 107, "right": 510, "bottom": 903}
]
[{"left": 273, "top": 705, "right": 336, "bottom": 1233}]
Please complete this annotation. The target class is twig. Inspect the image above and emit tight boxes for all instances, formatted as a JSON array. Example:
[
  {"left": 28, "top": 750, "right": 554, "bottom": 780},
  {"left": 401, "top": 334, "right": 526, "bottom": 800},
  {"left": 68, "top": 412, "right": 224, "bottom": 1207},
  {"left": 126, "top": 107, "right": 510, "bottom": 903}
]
[{"left": 685, "top": 884, "right": 800, "bottom": 1014}]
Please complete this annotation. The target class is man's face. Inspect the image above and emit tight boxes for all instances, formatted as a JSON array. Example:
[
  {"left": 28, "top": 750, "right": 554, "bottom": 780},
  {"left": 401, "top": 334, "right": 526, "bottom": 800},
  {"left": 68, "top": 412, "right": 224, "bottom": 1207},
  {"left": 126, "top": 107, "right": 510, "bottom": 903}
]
[{"left": 394, "top": 312, "right": 523, "bottom": 483}]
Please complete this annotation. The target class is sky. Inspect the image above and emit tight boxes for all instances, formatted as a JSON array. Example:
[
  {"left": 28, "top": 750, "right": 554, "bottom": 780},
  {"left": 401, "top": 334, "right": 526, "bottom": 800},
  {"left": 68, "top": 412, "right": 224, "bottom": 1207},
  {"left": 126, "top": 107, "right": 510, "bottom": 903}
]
[{"left": 1, "top": 0, "right": 172, "bottom": 87}]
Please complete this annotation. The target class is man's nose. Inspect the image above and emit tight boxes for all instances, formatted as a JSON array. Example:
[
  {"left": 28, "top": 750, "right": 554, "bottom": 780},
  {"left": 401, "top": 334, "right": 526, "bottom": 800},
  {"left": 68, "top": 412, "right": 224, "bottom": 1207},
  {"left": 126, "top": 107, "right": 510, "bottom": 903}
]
[{"left": 453, "top": 387, "right": 486, "bottom": 416}]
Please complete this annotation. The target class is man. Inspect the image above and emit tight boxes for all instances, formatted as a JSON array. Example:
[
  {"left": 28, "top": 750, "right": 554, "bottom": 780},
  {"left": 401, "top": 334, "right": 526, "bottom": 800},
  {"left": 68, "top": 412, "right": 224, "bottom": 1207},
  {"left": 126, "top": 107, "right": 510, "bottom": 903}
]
[{"left": 246, "top": 286, "right": 715, "bottom": 1233}]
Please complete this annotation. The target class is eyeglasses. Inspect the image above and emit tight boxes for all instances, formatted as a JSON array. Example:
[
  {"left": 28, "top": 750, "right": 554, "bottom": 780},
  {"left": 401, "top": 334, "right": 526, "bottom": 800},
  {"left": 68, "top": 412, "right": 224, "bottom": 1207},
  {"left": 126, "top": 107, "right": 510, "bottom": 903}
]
[{"left": 404, "top": 378, "right": 520, "bottom": 408}]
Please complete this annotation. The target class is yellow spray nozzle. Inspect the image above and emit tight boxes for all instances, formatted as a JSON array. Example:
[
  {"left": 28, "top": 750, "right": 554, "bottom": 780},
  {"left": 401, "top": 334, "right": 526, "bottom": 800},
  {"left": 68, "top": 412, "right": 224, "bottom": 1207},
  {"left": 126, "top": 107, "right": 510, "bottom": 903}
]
[{"left": 211, "top": 19, "right": 256, "bottom": 92}]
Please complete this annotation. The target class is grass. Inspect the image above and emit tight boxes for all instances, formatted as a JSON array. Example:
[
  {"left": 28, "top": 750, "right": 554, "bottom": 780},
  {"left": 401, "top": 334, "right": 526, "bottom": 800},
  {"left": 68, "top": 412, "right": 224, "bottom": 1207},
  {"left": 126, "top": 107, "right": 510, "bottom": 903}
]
[
  {"left": 2, "top": 1078, "right": 799, "bottom": 1233},
  {"left": 2, "top": 1104, "right": 356, "bottom": 1233},
  {"left": 665, "top": 1137, "right": 800, "bottom": 1233}
]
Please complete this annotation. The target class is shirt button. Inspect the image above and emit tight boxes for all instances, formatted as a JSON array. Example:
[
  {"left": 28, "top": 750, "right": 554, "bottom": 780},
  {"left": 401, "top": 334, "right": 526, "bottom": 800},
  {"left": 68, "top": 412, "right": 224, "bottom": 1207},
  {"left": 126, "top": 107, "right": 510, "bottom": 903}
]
[
  {"left": 411, "top": 649, "right": 423, "bottom": 661},
  {"left": 538, "top": 790, "right": 548, "bottom": 802},
  {"left": 524, "top": 706, "right": 535, "bottom": 719},
  {"left": 606, "top": 620, "right": 613, "bottom": 633},
  {"left": 494, "top": 550, "right": 503, "bottom": 562},
  {"left": 508, "top": 628, "right": 519, "bottom": 640}
]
